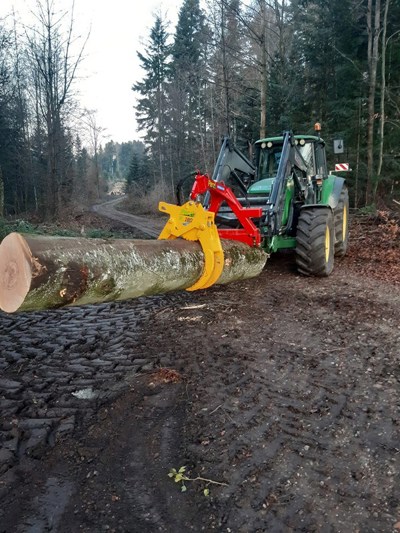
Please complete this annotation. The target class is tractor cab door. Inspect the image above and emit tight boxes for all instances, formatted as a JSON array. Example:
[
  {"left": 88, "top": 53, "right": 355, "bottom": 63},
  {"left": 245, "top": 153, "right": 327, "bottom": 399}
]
[
  {"left": 297, "top": 141, "right": 316, "bottom": 177},
  {"left": 313, "top": 140, "right": 328, "bottom": 178}
]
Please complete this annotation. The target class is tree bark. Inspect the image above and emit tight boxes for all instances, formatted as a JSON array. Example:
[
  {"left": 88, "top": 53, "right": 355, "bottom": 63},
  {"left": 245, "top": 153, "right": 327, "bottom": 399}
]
[
  {"left": 376, "top": 0, "right": 390, "bottom": 198},
  {"left": 0, "top": 233, "right": 268, "bottom": 313},
  {"left": 0, "top": 167, "right": 4, "bottom": 218},
  {"left": 366, "top": 0, "right": 381, "bottom": 205},
  {"left": 259, "top": 0, "right": 268, "bottom": 139}
]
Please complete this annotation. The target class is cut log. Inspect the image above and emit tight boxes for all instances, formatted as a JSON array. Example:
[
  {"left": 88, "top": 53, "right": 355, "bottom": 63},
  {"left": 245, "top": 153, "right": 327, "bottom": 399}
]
[{"left": 0, "top": 233, "right": 267, "bottom": 313}]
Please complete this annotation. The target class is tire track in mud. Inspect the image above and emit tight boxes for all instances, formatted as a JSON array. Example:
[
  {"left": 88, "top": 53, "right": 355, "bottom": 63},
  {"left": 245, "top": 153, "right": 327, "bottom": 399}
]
[
  {"left": 0, "top": 292, "right": 189, "bottom": 484},
  {"left": 141, "top": 264, "right": 400, "bottom": 532}
]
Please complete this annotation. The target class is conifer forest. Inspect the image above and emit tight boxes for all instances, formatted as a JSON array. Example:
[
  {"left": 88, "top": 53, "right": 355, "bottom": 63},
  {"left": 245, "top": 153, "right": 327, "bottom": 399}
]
[{"left": 0, "top": 0, "right": 399, "bottom": 220}]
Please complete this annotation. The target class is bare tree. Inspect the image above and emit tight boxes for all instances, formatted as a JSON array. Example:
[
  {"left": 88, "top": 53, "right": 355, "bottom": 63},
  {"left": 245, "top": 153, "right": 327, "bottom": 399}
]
[
  {"left": 26, "top": 0, "right": 88, "bottom": 217},
  {"left": 220, "top": 0, "right": 285, "bottom": 138},
  {"left": 81, "top": 108, "right": 107, "bottom": 199},
  {"left": 206, "top": 0, "right": 244, "bottom": 153}
]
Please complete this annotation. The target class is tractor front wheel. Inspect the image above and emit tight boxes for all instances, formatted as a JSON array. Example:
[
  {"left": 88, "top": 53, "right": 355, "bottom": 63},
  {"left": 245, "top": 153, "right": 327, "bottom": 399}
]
[
  {"left": 295, "top": 207, "right": 334, "bottom": 276},
  {"left": 334, "top": 185, "right": 349, "bottom": 257}
]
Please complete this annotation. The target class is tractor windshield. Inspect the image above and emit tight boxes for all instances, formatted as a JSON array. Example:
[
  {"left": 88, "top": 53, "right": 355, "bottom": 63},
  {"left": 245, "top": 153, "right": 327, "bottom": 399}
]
[
  {"left": 258, "top": 147, "right": 282, "bottom": 180},
  {"left": 256, "top": 137, "right": 317, "bottom": 183}
]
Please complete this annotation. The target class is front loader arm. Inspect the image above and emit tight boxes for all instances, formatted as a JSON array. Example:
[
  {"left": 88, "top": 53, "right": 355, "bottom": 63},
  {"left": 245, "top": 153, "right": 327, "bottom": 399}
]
[
  {"left": 265, "top": 131, "right": 309, "bottom": 237},
  {"left": 211, "top": 136, "right": 256, "bottom": 185},
  {"left": 176, "top": 137, "right": 256, "bottom": 208}
]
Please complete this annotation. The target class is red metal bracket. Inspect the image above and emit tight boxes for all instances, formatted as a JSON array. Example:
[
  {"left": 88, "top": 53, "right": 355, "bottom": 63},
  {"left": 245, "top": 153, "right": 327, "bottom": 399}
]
[{"left": 190, "top": 173, "right": 262, "bottom": 247}]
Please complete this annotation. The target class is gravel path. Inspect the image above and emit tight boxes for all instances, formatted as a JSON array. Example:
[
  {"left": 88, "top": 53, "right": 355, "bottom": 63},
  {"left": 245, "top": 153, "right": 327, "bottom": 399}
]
[{"left": 92, "top": 198, "right": 164, "bottom": 238}]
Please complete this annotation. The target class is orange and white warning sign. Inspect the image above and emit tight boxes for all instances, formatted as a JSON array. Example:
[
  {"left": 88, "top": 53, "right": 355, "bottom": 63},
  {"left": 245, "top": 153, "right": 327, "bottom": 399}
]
[{"left": 335, "top": 163, "right": 350, "bottom": 171}]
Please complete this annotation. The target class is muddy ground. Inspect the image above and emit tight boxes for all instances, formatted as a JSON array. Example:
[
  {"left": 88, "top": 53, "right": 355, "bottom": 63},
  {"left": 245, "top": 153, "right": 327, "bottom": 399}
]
[{"left": 0, "top": 212, "right": 399, "bottom": 532}]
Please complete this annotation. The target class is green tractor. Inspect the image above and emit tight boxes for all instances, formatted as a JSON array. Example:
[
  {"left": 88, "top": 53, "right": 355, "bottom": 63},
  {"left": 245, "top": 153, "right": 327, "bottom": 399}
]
[
  {"left": 211, "top": 126, "right": 348, "bottom": 275},
  {"left": 173, "top": 125, "right": 349, "bottom": 279}
]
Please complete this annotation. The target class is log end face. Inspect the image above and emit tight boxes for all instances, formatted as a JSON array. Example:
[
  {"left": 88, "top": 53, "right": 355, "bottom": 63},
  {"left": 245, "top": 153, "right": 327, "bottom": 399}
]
[{"left": 0, "top": 233, "right": 32, "bottom": 313}]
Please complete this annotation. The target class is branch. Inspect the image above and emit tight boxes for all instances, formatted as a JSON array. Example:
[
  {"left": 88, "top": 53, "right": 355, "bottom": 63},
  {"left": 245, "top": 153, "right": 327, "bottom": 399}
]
[{"left": 331, "top": 44, "right": 364, "bottom": 76}]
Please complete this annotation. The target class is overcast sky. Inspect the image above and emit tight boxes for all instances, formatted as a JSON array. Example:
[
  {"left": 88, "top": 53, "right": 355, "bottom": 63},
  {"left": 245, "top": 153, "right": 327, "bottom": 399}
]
[{"left": 2, "top": 0, "right": 180, "bottom": 143}]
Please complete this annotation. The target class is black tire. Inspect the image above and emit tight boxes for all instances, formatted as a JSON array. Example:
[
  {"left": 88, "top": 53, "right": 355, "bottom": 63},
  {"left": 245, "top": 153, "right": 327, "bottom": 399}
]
[
  {"left": 334, "top": 185, "right": 349, "bottom": 257},
  {"left": 295, "top": 207, "right": 335, "bottom": 276}
]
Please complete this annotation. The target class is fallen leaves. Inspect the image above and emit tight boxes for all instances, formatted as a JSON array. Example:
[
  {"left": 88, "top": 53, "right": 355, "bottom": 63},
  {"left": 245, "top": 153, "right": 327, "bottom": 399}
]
[
  {"left": 149, "top": 367, "right": 182, "bottom": 385},
  {"left": 344, "top": 210, "right": 400, "bottom": 285}
]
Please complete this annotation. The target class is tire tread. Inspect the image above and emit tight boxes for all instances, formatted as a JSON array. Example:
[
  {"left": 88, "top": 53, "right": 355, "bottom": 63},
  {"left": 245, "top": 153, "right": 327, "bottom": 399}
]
[{"left": 295, "top": 207, "right": 334, "bottom": 276}]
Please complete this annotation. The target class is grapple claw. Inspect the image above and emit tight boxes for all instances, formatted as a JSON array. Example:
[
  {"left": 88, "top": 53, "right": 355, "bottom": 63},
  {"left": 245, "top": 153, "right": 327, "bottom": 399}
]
[{"left": 158, "top": 201, "right": 224, "bottom": 291}]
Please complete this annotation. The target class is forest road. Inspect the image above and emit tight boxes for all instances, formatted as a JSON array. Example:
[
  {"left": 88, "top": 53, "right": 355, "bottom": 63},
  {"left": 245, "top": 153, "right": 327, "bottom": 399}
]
[
  {"left": 92, "top": 196, "right": 164, "bottom": 238},
  {"left": 0, "top": 213, "right": 399, "bottom": 532}
]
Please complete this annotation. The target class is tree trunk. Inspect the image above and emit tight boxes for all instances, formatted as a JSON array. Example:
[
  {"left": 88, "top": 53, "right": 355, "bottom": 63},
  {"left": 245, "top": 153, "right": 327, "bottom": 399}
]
[
  {"left": 366, "top": 0, "right": 381, "bottom": 205},
  {"left": 375, "top": 0, "right": 390, "bottom": 199},
  {"left": 221, "top": 0, "right": 231, "bottom": 136},
  {"left": 0, "top": 233, "right": 267, "bottom": 313},
  {"left": 259, "top": 0, "right": 268, "bottom": 139},
  {"left": 0, "top": 167, "right": 4, "bottom": 218}
]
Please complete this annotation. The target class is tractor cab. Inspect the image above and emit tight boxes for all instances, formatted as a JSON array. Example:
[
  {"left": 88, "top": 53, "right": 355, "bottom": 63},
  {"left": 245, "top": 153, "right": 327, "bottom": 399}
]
[
  {"left": 210, "top": 132, "right": 324, "bottom": 228},
  {"left": 251, "top": 134, "right": 327, "bottom": 195}
]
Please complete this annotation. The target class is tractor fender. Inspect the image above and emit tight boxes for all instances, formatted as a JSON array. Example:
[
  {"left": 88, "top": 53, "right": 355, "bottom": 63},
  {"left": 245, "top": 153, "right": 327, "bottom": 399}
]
[
  {"left": 300, "top": 176, "right": 345, "bottom": 212},
  {"left": 299, "top": 203, "right": 333, "bottom": 212},
  {"left": 320, "top": 175, "right": 346, "bottom": 210}
]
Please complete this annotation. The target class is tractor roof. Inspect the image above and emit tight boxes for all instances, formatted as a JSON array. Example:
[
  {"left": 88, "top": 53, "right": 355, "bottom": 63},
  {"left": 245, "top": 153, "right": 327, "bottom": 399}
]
[{"left": 255, "top": 135, "right": 322, "bottom": 144}]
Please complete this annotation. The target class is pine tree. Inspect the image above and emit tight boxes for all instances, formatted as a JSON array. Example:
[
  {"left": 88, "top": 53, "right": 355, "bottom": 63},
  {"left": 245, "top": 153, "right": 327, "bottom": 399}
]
[
  {"left": 126, "top": 152, "right": 141, "bottom": 191},
  {"left": 132, "top": 14, "right": 171, "bottom": 189},
  {"left": 169, "top": 0, "right": 208, "bottom": 179},
  {"left": 288, "top": 0, "right": 368, "bottom": 205},
  {"left": 140, "top": 151, "right": 154, "bottom": 191}
]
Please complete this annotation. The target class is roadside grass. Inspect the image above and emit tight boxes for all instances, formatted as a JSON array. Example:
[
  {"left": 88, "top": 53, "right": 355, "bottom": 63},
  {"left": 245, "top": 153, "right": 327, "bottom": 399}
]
[{"left": 0, "top": 218, "right": 132, "bottom": 242}]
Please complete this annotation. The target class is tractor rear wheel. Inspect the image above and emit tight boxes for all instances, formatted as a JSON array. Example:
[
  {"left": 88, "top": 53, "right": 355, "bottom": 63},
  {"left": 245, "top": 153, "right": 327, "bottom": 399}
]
[
  {"left": 295, "top": 207, "right": 334, "bottom": 276},
  {"left": 334, "top": 185, "right": 349, "bottom": 257}
]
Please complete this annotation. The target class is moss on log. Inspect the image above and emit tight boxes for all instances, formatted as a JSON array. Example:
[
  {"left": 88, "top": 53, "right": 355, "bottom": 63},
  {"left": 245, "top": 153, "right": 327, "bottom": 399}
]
[{"left": 0, "top": 233, "right": 267, "bottom": 313}]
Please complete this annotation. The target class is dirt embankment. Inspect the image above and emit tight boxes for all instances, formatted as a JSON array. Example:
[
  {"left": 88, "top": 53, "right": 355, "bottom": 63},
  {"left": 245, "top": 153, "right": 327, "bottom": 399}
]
[{"left": 0, "top": 210, "right": 399, "bottom": 532}]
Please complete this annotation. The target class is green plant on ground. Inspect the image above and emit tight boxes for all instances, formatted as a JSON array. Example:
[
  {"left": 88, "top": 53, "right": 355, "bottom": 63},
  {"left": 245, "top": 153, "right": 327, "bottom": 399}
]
[
  {"left": 0, "top": 219, "right": 133, "bottom": 242},
  {"left": 358, "top": 204, "right": 377, "bottom": 216},
  {"left": 0, "top": 219, "right": 39, "bottom": 241},
  {"left": 0, "top": 219, "right": 7, "bottom": 241},
  {"left": 168, "top": 466, "right": 228, "bottom": 496}
]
